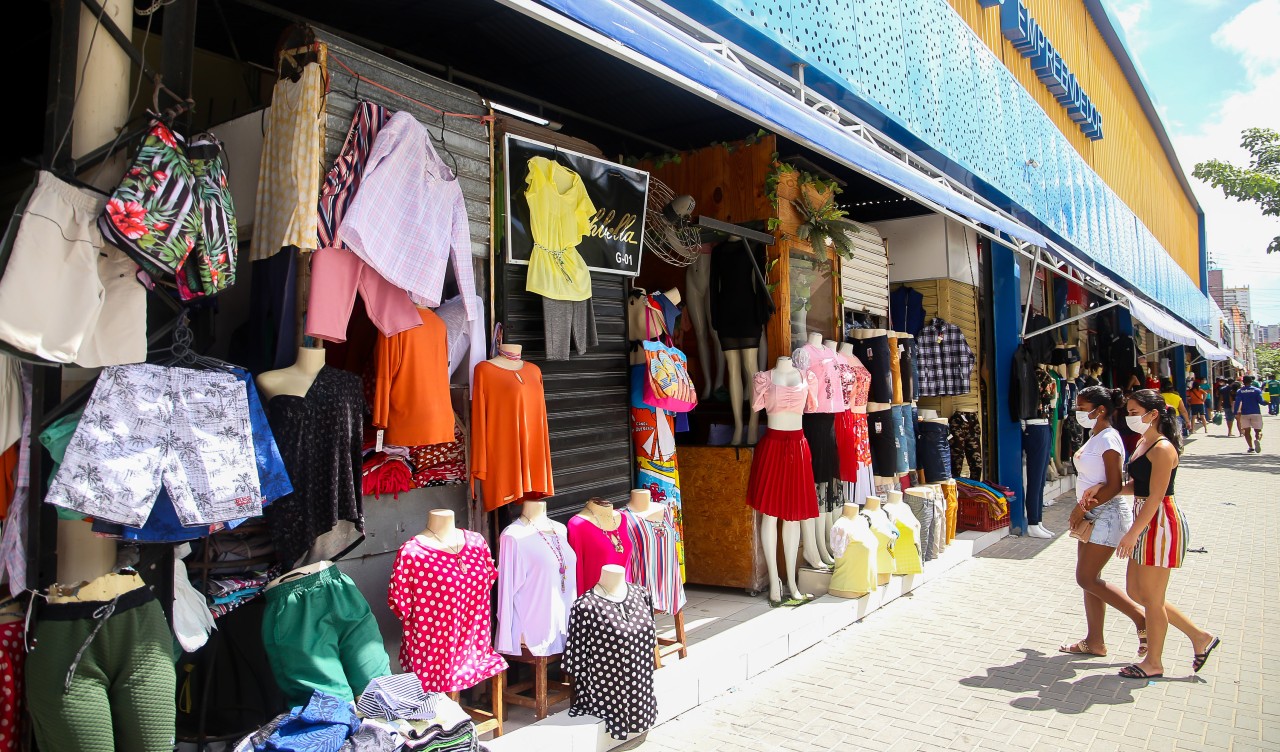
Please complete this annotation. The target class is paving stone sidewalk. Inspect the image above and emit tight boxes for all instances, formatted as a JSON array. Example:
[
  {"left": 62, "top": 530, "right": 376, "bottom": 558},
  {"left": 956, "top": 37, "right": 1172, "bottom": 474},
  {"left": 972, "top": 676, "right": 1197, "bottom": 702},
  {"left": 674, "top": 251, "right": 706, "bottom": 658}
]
[{"left": 634, "top": 422, "right": 1278, "bottom": 751}]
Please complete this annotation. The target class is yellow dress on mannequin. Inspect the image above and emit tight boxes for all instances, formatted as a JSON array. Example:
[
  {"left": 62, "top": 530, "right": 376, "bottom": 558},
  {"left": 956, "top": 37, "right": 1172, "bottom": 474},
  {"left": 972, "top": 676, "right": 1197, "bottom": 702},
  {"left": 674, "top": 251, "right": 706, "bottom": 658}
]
[{"left": 524, "top": 157, "right": 596, "bottom": 301}]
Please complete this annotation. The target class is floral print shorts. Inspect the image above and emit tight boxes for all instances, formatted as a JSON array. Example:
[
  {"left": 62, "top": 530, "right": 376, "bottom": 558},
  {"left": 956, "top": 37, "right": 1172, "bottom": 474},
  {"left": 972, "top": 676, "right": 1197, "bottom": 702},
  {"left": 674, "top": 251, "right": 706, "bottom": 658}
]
[{"left": 45, "top": 364, "right": 261, "bottom": 527}]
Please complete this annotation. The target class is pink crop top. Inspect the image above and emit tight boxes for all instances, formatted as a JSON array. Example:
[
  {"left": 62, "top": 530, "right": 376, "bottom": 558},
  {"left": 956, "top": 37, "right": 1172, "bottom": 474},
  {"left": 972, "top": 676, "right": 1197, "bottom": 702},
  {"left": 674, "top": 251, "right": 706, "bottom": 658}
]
[
  {"left": 791, "top": 343, "right": 847, "bottom": 413},
  {"left": 752, "top": 370, "right": 818, "bottom": 414}
]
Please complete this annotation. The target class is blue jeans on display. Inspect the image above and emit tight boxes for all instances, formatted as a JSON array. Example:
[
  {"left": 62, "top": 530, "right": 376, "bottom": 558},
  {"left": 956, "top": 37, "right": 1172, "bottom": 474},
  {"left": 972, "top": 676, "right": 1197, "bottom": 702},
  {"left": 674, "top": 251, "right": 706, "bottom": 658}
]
[
  {"left": 891, "top": 405, "right": 913, "bottom": 474},
  {"left": 916, "top": 420, "right": 952, "bottom": 483},
  {"left": 1022, "top": 422, "right": 1052, "bottom": 527}
]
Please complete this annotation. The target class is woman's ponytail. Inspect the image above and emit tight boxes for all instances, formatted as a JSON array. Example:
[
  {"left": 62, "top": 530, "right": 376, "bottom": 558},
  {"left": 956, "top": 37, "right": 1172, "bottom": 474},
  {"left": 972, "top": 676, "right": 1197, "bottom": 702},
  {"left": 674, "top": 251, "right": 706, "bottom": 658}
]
[{"left": 1130, "top": 388, "right": 1183, "bottom": 453}]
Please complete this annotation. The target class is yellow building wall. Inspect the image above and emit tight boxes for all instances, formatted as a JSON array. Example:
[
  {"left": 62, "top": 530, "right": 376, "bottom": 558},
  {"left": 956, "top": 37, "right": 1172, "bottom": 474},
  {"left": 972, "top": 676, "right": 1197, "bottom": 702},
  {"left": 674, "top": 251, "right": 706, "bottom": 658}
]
[{"left": 950, "top": 0, "right": 1200, "bottom": 283}]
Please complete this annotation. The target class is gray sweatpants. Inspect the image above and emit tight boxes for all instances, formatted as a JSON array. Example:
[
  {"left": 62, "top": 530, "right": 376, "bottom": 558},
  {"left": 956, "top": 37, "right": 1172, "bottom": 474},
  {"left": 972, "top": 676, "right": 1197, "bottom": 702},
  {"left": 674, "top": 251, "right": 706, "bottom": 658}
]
[{"left": 543, "top": 297, "right": 598, "bottom": 360}]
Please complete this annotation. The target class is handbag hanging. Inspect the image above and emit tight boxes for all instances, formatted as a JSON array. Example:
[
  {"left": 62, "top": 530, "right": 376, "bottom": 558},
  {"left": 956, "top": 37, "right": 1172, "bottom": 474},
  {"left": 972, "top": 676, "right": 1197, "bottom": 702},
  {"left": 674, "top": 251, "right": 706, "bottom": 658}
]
[{"left": 641, "top": 317, "right": 698, "bottom": 413}]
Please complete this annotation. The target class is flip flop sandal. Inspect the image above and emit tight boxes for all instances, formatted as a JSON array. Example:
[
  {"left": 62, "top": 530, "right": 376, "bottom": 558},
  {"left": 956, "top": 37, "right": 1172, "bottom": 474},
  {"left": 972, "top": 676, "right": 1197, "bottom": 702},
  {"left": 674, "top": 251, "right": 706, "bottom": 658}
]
[
  {"left": 1119, "top": 664, "right": 1163, "bottom": 680},
  {"left": 1193, "top": 636, "right": 1221, "bottom": 673},
  {"left": 1137, "top": 630, "right": 1148, "bottom": 658},
  {"left": 1058, "top": 640, "right": 1105, "bottom": 657}
]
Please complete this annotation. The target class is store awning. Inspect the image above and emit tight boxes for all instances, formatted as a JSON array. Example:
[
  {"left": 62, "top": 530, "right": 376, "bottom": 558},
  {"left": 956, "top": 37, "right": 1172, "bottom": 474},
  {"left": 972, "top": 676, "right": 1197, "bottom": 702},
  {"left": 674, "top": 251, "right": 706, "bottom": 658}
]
[
  {"left": 1230, "top": 357, "right": 1245, "bottom": 371},
  {"left": 1193, "top": 335, "right": 1231, "bottom": 362},
  {"left": 501, "top": 0, "right": 1051, "bottom": 250},
  {"left": 1124, "top": 295, "right": 1198, "bottom": 347}
]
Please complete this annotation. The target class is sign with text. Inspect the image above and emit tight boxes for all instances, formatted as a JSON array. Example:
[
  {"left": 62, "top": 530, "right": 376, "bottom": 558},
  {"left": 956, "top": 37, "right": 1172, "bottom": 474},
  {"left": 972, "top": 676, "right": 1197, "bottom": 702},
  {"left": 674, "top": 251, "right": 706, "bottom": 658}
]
[
  {"left": 979, "top": 0, "right": 1104, "bottom": 141},
  {"left": 503, "top": 134, "right": 649, "bottom": 277}
]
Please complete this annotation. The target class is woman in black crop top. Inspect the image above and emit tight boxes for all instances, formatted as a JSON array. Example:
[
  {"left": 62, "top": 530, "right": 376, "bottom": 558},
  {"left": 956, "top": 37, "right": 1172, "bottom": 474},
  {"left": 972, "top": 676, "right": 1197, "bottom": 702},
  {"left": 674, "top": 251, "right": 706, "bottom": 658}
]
[{"left": 1111, "top": 390, "right": 1217, "bottom": 680}]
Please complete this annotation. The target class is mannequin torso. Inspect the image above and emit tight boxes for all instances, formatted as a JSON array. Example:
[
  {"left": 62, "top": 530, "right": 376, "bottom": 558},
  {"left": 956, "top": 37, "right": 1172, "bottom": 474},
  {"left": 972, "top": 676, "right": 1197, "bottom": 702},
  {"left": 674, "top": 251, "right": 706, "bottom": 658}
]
[
  {"left": 417, "top": 508, "right": 466, "bottom": 550},
  {"left": 765, "top": 358, "right": 805, "bottom": 431},
  {"left": 488, "top": 343, "right": 526, "bottom": 371},
  {"left": 593, "top": 564, "right": 628, "bottom": 601},
  {"left": 851, "top": 328, "right": 888, "bottom": 339},
  {"left": 627, "top": 488, "right": 664, "bottom": 523},
  {"left": 257, "top": 346, "right": 326, "bottom": 401}
]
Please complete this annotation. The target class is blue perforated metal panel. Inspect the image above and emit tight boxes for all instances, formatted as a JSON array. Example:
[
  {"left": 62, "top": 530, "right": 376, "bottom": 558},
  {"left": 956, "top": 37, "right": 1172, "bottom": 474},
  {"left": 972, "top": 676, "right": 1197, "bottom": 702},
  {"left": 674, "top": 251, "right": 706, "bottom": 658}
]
[{"left": 668, "top": 0, "right": 1209, "bottom": 331}]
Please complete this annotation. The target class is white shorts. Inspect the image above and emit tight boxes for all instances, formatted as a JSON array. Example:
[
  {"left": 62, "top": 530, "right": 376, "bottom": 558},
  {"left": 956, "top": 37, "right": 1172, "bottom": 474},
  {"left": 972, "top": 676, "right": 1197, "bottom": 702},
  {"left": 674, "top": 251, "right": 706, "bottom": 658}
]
[
  {"left": 46, "top": 364, "right": 262, "bottom": 526},
  {"left": 1238, "top": 414, "right": 1263, "bottom": 430},
  {"left": 0, "top": 172, "right": 107, "bottom": 363},
  {"left": 73, "top": 245, "right": 147, "bottom": 368}
]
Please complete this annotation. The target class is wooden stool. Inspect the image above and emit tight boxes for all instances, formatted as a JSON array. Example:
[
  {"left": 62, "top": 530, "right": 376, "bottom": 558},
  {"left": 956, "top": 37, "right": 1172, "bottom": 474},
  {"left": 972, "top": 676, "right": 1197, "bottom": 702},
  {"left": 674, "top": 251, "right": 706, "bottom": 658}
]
[
  {"left": 501, "top": 647, "right": 572, "bottom": 720},
  {"left": 654, "top": 608, "right": 688, "bottom": 668},
  {"left": 449, "top": 671, "right": 505, "bottom": 737}
]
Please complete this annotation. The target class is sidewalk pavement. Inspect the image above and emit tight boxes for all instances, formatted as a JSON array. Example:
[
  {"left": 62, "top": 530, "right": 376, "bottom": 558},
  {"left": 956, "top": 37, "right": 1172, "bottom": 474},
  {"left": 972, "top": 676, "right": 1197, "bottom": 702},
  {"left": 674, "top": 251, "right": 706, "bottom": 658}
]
[{"left": 632, "top": 420, "right": 1278, "bottom": 751}]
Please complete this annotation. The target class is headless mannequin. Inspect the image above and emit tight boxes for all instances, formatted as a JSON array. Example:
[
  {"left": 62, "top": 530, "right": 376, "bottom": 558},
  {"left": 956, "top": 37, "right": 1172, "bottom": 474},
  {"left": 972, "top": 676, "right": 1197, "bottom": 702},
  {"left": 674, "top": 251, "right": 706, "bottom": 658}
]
[
  {"left": 815, "top": 338, "right": 844, "bottom": 561},
  {"left": 520, "top": 500, "right": 551, "bottom": 529},
  {"left": 257, "top": 345, "right": 326, "bottom": 401},
  {"left": 488, "top": 343, "right": 526, "bottom": 371},
  {"left": 861, "top": 494, "right": 894, "bottom": 586},
  {"left": 576, "top": 497, "right": 621, "bottom": 532},
  {"left": 594, "top": 564, "right": 628, "bottom": 601},
  {"left": 684, "top": 249, "right": 724, "bottom": 399},
  {"left": 726, "top": 344, "right": 761, "bottom": 446},
  {"left": 866, "top": 399, "right": 895, "bottom": 492},
  {"left": 417, "top": 508, "right": 466, "bottom": 550},
  {"left": 758, "top": 358, "right": 818, "bottom": 603},
  {"left": 628, "top": 488, "right": 664, "bottom": 523},
  {"left": 828, "top": 502, "right": 874, "bottom": 599},
  {"left": 850, "top": 328, "right": 888, "bottom": 340},
  {"left": 798, "top": 333, "right": 835, "bottom": 566}
]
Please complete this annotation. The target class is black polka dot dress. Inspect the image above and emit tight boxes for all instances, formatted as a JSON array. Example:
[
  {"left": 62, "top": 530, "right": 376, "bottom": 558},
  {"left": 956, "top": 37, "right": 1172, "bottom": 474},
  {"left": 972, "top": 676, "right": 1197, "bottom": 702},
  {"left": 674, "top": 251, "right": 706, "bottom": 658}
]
[{"left": 562, "top": 585, "right": 658, "bottom": 740}]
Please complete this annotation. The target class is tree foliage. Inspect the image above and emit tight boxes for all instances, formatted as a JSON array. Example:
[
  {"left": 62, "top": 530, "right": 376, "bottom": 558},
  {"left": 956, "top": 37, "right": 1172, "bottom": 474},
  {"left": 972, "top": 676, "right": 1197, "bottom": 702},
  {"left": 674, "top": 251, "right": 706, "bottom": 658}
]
[
  {"left": 1192, "top": 127, "right": 1280, "bottom": 254},
  {"left": 1256, "top": 343, "right": 1280, "bottom": 378}
]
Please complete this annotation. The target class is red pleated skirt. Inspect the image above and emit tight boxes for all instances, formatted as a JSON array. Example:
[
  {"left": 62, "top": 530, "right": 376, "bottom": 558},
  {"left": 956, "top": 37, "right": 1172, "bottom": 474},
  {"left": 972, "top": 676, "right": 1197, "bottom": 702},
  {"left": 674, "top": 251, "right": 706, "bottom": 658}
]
[
  {"left": 834, "top": 411, "right": 860, "bottom": 483},
  {"left": 746, "top": 429, "right": 818, "bottom": 521}
]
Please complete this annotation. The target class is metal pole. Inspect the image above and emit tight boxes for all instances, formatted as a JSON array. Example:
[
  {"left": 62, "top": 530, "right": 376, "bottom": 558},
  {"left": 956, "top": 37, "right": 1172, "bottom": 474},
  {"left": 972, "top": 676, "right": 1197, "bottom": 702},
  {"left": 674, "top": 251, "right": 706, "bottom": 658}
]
[
  {"left": 1020, "top": 299, "right": 1122, "bottom": 340},
  {"left": 1019, "top": 246, "right": 1041, "bottom": 340}
]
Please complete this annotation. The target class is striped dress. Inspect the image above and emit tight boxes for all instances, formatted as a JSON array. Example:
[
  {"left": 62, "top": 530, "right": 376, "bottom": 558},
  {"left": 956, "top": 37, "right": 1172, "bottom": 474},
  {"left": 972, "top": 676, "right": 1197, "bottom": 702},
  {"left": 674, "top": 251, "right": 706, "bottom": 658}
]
[
  {"left": 621, "top": 504, "right": 687, "bottom": 615},
  {"left": 1128, "top": 440, "right": 1188, "bottom": 569}
]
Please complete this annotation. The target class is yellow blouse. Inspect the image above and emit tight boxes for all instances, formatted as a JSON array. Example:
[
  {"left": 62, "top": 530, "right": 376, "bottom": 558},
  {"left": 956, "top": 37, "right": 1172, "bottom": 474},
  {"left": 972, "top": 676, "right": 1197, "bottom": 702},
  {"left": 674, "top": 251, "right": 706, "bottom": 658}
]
[
  {"left": 524, "top": 157, "right": 597, "bottom": 301},
  {"left": 892, "top": 519, "right": 923, "bottom": 576},
  {"left": 829, "top": 516, "right": 878, "bottom": 596}
]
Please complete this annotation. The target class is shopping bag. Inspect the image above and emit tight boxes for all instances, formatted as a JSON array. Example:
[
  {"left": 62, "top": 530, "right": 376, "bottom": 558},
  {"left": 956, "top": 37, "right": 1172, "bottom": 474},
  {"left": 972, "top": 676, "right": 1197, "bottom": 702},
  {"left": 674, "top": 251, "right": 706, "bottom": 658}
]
[
  {"left": 642, "top": 337, "right": 698, "bottom": 413},
  {"left": 1212, "top": 411, "right": 1224, "bottom": 426}
]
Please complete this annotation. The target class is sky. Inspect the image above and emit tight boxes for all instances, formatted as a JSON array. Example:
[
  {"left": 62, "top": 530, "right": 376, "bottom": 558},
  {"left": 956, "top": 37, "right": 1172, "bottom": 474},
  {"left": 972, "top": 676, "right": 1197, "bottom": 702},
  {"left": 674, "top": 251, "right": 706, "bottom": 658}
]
[{"left": 1105, "top": 0, "right": 1280, "bottom": 323}]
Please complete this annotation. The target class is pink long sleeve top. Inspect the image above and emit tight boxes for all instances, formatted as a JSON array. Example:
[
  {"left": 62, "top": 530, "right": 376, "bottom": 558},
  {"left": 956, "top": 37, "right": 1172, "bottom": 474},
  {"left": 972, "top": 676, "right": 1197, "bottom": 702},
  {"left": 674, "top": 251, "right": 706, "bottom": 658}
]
[{"left": 566, "top": 514, "right": 634, "bottom": 596}]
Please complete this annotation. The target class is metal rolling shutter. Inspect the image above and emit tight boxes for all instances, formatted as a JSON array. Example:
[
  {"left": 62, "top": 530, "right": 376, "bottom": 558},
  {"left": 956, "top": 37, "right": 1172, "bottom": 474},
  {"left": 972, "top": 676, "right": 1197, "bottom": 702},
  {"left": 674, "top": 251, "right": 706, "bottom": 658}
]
[
  {"left": 500, "top": 265, "right": 633, "bottom": 522},
  {"left": 838, "top": 220, "right": 890, "bottom": 319}
]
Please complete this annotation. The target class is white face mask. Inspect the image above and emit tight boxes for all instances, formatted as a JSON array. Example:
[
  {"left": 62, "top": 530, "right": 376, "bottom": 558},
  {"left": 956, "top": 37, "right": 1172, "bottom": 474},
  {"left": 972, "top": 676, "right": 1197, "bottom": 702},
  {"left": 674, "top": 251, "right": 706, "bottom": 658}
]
[
  {"left": 1075, "top": 410, "right": 1097, "bottom": 429},
  {"left": 1126, "top": 413, "right": 1151, "bottom": 433}
]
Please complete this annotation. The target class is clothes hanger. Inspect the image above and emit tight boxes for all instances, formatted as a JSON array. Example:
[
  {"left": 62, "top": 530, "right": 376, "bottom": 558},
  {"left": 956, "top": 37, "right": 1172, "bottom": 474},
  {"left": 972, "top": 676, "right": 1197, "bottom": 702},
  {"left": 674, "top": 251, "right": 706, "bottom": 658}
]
[{"left": 430, "top": 115, "right": 459, "bottom": 177}]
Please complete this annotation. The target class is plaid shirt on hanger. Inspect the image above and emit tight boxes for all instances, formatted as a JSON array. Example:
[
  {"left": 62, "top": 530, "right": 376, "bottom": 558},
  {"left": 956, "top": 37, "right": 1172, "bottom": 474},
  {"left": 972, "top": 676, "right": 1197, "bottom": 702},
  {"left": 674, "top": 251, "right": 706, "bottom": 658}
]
[{"left": 916, "top": 317, "right": 975, "bottom": 397}]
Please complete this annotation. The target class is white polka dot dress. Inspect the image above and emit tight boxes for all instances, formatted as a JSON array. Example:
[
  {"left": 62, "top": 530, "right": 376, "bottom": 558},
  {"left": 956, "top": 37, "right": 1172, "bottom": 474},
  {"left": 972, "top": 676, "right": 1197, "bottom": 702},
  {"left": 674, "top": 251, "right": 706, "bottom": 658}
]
[
  {"left": 562, "top": 585, "right": 657, "bottom": 740},
  {"left": 387, "top": 532, "right": 508, "bottom": 692}
]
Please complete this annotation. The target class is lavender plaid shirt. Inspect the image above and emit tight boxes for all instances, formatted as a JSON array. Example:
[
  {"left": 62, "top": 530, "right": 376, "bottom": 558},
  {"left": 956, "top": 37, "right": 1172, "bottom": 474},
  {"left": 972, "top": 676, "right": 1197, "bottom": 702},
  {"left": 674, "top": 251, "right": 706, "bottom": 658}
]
[
  {"left": 338, "top": 111, "right": 480, "bottom": 321},
  {"left": 916, "top": 317, "right": 975, "bottom": 397}
]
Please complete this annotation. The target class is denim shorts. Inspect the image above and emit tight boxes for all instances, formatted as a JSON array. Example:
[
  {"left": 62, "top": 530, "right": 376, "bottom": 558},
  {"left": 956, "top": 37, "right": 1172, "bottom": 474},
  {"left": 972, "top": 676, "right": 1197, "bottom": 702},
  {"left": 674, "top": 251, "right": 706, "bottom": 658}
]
[{"left": 1085, "top": 496, "right": 1134, "bottom": 548}]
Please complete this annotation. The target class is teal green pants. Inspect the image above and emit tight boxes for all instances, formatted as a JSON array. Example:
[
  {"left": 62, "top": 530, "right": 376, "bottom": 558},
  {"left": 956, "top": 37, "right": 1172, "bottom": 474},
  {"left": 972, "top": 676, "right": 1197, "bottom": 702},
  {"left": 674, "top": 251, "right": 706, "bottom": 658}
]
[
  {"left": 26, "top": 590, "right": 176, "bottom": 752},
  {"left": 262, "top": 565, "right": 390, "bottom": 706}
]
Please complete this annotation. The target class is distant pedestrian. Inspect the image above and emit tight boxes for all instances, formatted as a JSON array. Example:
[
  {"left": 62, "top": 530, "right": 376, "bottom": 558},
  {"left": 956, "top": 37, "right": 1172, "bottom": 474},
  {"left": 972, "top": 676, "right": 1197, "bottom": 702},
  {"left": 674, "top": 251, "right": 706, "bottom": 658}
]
[
  {"left": 1108, "top": 389, "right": 1218, "bottom": 680},
  {"left": 1185, "top": 378, "right": 1209, "bottom": 434},
  {"left": 1234, "top": 376, "right": 1265, "bottom": 453},
  {"left": 1266, "top": 373, "right": 1280, "bottom": 416},
  {"left": 1219, "top": 378, "right": 1239, "bottom": 437},
  {"left": 1160, "top": 380, "right": 1191, "bottom": 438},
  {"left": 1060, "top": 386, "right": 1147, "bottom": 660}
]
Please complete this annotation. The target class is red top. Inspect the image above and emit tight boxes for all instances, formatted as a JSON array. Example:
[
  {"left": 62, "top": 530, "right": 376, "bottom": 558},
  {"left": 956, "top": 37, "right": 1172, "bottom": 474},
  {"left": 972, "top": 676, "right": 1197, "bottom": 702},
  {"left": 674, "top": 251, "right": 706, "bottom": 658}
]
[
  {"left": 567, "top": 514, "right": 634, "bottom": 596},
  {"left": 388, "top": 533, "right": 508, "bottom": 692}
]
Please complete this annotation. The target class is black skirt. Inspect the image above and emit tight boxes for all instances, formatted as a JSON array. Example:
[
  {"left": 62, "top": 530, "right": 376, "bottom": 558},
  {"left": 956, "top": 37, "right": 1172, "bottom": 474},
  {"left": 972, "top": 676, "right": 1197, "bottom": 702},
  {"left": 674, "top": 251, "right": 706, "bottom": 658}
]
[{"left": 802, "top": 412, "right": 839, "bottom": 483}]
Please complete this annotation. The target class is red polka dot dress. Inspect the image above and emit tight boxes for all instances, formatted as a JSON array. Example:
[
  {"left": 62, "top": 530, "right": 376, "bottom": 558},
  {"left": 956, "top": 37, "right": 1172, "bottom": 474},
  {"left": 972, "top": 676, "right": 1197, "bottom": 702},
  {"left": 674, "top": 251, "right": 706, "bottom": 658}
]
[
  {"left": 0, "top": 621, "right": 24, "bottom": 751},
  {"left": 388, "top": 532, "right": 508, "bottom": 692}
]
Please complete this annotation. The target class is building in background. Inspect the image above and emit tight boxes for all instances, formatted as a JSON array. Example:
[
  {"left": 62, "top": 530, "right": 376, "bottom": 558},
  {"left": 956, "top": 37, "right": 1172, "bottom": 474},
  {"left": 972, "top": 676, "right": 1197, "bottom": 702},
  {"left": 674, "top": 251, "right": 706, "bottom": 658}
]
[{"left": 1257, "top": 324, "right": 1280, "bottom": 346}]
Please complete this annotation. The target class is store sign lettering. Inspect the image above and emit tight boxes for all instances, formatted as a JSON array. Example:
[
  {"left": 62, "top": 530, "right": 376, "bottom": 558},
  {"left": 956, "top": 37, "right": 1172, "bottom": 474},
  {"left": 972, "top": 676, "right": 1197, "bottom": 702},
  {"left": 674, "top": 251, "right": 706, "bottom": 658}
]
[{"left": 978, "top": 0, "right": 1104, "bottom": 141}]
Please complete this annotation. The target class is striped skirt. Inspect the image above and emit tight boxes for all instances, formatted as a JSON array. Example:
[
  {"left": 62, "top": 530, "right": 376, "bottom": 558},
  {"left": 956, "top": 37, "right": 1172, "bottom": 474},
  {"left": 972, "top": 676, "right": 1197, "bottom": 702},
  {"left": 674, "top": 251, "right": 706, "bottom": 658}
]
[{"left": 1132, "top": 495, "right": 1189, "bottom": 569}]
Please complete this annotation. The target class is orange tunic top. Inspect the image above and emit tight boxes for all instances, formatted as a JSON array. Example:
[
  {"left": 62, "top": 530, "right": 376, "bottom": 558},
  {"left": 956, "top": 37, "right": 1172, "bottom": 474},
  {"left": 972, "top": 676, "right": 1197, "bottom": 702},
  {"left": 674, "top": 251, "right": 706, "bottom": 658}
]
[
  {"left": 373, "top": 307, "right": 454, "bottom": 446},
  {"left": 471, "top": 361, "right": 554, "bottom": 511}
]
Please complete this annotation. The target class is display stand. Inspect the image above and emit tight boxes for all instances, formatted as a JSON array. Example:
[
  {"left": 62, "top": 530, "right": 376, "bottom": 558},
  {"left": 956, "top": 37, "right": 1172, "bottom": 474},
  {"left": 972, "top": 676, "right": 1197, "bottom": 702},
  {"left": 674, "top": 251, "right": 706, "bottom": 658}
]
[
  {"left": 654, "top": 609, "right": 688, "bottom": 668},
  {"left": 502, "top": 648, "right": 570, "bottom": 721},
  {"left": 449, "top": 672, "right": 505, "bottom": 737}
]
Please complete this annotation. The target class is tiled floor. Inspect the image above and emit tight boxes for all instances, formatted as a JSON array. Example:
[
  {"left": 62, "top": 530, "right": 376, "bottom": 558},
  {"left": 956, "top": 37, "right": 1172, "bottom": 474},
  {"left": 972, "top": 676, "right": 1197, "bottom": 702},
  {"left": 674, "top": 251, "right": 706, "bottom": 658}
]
[{"left": 633, "top": 427, "right": 1279, "bottom": 751}]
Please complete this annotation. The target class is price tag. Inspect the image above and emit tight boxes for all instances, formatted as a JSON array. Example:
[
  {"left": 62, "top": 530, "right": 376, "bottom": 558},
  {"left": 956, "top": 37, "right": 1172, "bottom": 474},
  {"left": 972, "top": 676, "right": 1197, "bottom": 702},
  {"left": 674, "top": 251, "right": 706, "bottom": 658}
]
[{"left": 375, "top": 429, "right": 385, "bottom": 453}]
